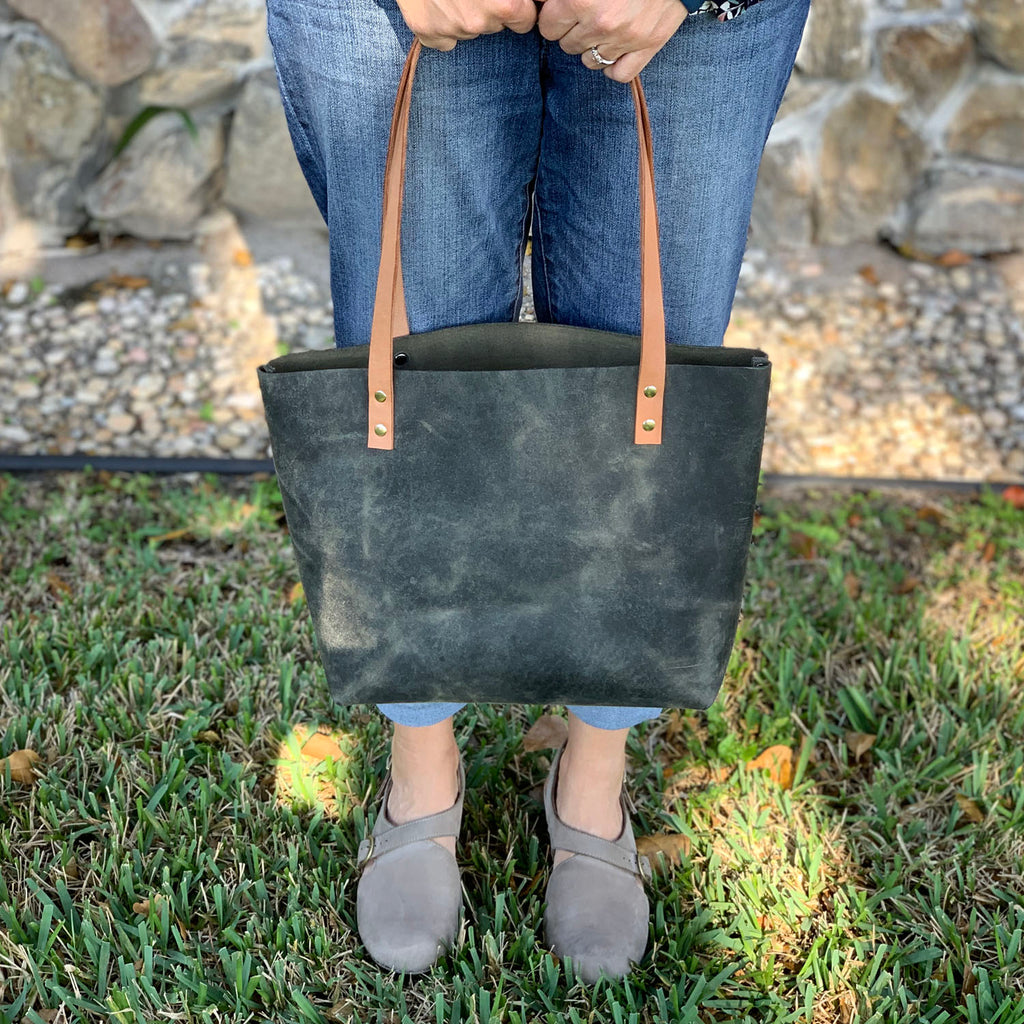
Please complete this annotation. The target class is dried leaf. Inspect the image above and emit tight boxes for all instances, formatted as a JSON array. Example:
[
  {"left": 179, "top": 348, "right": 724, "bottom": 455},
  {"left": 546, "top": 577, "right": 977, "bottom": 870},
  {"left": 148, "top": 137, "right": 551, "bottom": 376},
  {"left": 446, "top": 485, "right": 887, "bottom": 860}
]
[
  {"left": 106, "top": 273, "right": 149, "bottom": 289},
  {"left": 133, "top": 894, "right": 167, "bottom": 915},
  {"left": 843, "top": 572, "right": 862, "bottom": 600},
  {"left": 195, "top": 730, "right": 221, "bottom": 745},
  {"left": 857, "top": 264, "right": 880, "bottom": 286},
  {"left": 149, "top": 528, "right": 194, "bottom": 545},
  {"left": 522, "top": 713, "right": 569, "bottom": 751},
  {"left": 635, "top": 832, "right": 691, "bottom": 873},
  {"left": 892, "top": 575, "right": 921, "bottom": 595},
  {"left": 1, "top": 748, "right": 41, "bottom": 784},
  {"left": 845, "top": 731, "right": 876, "bottom": 762},
  {"left": 955, "top": 794, "right": 984, "bottom": 824},
  {"left": 981, "top": 541, "right": 997, "bottom": 563},
  {"left": 662, "top": 709, "right": 703, "bottom": 747},
  {"left": 838, "top": 990, "right": 857, "bottom": 1024},
  {"left": 936, "top": 249, "right": 972, "bottom": 267},
  {"left": 1002, "top": 485, "right": 1024, "bottom": 510},
  {"left": 787, "top": 531, "right": 817, "bottom": 560},
  {"left": 745, "top": 745, "right": 794, "bottom": 789},
  {"left": 233, "top": 248, "right": 253, "bottom": 267},
  {"left": 301, "top": 731, "right": 345, "bottom": 762},
  {"left": 288, "top": 581, "right": 305, "bottom": 604},
  {"left": 961, "top": 965, "right": 978, "bottom": 1001},
  {"left": 47, "top": 572, "right": 72, "bottom": 600}
]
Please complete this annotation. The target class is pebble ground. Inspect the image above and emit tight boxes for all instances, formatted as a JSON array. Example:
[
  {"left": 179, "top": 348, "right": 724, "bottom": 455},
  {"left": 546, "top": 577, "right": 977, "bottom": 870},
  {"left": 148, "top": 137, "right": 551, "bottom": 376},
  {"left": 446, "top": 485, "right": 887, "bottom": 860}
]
[{"left": 2, "top": 233, "right": 1022, "bottom": 482}]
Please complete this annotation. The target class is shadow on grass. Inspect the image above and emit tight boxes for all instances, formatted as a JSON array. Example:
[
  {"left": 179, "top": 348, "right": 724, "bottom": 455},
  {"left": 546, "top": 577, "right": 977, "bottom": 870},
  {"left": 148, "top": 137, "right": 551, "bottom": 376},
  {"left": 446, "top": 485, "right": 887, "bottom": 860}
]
[{"left": 1, "top": 473, "right": 1022, "bottom": 1024}]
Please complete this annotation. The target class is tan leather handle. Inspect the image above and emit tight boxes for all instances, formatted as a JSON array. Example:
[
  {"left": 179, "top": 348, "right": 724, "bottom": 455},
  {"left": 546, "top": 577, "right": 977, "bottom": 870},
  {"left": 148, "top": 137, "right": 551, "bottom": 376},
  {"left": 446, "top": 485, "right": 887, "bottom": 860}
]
[{"left": 367, "top": 39, "right": 666, "bottom": 449}]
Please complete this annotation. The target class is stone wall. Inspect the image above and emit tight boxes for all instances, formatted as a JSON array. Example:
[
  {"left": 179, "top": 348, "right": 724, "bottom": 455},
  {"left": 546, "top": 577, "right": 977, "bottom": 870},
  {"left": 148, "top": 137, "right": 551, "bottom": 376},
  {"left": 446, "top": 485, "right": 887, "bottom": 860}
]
[
  {"left": 0, "top": 0, "right": 1022, "bottom": 255},
  {"left": 753, "top": 0, "right": 1024, "bottom": 254},
  {"left": 0, "top": 0, "right": 320, "bottom": 251}
]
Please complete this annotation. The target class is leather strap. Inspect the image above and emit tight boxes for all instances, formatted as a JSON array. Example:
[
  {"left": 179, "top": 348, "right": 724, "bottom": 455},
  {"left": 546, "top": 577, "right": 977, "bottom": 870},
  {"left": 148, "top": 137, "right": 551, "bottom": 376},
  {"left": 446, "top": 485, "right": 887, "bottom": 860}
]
[
  {"left": 543, "top": 743, "right": 651, "bottom": 882},
  {"left": 368, "top": 39, "right": 667, "bottom": 449},
  {"left": 356, "top": 756, "right": 466, "bottom": 870}
]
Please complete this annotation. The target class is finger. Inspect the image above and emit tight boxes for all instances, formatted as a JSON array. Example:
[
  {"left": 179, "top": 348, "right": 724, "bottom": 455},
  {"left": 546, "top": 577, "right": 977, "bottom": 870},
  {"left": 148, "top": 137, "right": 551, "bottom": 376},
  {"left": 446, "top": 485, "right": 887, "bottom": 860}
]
[
  {"left": 506, "top": 0, "right": 541, "bottom": 33},
  {"left": 602, "top": 46, "right": 654, "bottom": 83},
  {"left": 564, "top": 25, "right": 627, "bottom": 57},
  {"left": 580, "top": 44, "right": 629, "bottom": 72},
  {"left": 536, "top": 0, "right": 578, "bottom": 40},
  {"left": 416, "top": 32, "right": 459, "bottom": 51}
]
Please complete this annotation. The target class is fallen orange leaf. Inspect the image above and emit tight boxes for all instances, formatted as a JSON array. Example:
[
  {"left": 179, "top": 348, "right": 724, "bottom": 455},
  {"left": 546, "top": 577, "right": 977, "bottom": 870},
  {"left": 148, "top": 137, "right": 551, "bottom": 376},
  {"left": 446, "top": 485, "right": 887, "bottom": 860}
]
[
  {"left": 936, "top": 249, "right": 972, "bottom": 267},
  {"left": 787, "top": 531, "right": 817, "bottom": 560},
  {"left": 1002, "top": 486, "right": 1024, "bottom": 510},
  {"left": 843, "top": 572, "right": 862, "bottom": 600},
  {"left": 301, "top": 731, "right": 345, "bottom": 762},
  {"left": 233, "top": 248, "right": 254, "bottom": 267},
  {"left": 635, "top": 832, "right": 692, "bottom": 873},
  {"left": 288, "top": 581, "right": 305, "bottom": 604},
  {"left": 1, "top": 748, "right": 41, "bottom": 784},
  {"left": 857, "top": 264, "right": 880, "bottom": 286},
  {"left": 107, "top": 273, "right": 149, "bottom": 289},
  {"left": 745, "top": 745, "right": 794, "bottom": 789}
]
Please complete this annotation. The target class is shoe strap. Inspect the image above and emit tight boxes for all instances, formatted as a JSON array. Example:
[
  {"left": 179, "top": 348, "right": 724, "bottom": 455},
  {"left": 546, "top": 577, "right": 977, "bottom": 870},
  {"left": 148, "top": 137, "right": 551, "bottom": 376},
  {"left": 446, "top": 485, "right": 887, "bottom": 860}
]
[
  {"left": 543, "top": 743, "right": 651, "bottom": 882},
  {"left": 357, "top": 755, "right": 465, "bottom": 870}
]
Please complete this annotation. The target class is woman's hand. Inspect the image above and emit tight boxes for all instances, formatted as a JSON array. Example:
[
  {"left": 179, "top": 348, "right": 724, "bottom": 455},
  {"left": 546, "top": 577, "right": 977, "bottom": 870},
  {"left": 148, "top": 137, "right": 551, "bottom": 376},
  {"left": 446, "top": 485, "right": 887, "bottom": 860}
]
[
  {"left": 396, "top": 0, "right": 539, "bottom": 51},
  {"left": 537, "top": 0, "right": 687, "bottom": 81}
]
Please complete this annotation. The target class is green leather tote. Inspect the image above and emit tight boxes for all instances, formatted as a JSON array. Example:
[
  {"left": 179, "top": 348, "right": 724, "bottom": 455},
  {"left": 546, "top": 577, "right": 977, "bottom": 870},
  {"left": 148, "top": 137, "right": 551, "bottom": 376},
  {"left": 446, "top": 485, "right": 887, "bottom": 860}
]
[{"left": 257, "top": 40, "right": 770, "bottom": 710}]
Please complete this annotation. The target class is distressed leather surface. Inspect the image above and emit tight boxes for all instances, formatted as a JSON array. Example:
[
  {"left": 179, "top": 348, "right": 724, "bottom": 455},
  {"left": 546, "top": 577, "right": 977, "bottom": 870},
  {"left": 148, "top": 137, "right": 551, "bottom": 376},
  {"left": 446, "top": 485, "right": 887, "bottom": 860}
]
[{"left": 258, "top": 324, "right": 770, "bottom": 709}]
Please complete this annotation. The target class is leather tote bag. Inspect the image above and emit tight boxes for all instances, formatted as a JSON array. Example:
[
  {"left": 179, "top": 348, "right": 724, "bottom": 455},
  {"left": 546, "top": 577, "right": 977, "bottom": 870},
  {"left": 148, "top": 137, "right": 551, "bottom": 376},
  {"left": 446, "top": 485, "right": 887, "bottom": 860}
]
[{"left": 257, "top": 39, "right": 770, "bottom": 710}]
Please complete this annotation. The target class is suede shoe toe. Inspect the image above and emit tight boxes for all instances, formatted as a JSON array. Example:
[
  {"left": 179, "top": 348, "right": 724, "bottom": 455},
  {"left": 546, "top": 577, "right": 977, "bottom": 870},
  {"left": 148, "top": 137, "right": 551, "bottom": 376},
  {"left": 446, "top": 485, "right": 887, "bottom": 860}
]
[
  {"left": 541, "top": 743, "right": 652, "bottom": 984},
  {"left": 355, "top": 755, "right": 466, "bottom": 975}
]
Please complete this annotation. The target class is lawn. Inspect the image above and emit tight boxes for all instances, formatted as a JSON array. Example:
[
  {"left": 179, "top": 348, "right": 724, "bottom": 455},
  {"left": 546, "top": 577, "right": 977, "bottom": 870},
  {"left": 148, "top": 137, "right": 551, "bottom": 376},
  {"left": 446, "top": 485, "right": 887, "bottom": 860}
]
[{"left": 1, "top": 471, "right": 1022, "bottom": 1024}]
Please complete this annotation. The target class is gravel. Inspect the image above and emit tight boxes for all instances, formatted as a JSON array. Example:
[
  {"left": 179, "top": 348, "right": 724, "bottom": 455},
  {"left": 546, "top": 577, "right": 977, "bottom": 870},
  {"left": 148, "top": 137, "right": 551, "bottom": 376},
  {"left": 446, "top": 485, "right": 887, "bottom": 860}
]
[{"left": 1, "top": 244, "right": 1022, "bottom": 481}]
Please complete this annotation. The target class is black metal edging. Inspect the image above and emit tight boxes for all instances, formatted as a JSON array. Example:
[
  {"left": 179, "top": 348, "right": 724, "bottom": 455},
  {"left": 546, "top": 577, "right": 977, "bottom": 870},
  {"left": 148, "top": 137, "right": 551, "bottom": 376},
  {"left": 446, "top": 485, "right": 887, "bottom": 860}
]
[
  {"left": 0, "top": 453, "right": 1020, "bottom": 494},
  {"left": 761, "top": 473, "right": 1021, "bottom": 495},
  {"left": 0, "top": 454, "right": 274, "bottom": 475}
]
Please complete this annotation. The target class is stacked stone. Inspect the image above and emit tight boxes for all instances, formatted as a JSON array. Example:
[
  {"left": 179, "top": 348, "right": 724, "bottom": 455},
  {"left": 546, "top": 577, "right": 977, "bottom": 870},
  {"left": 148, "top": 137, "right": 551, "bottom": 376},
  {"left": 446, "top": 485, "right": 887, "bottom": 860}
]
[
  {"left": 0, "top": 0, "right": 1021, "bottom": 257},
  {"left": 0, "top": 0, "right": 318, "bottom": 250},
  {"left": 751, "top": 0, "right": 1024, "bottom": 255}
]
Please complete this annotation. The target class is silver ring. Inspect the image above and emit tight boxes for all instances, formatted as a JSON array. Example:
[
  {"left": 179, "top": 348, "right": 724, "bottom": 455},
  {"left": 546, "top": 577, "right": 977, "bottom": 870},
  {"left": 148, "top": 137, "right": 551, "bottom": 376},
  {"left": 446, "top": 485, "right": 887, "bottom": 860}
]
[{"left": 590, "top": 45, "right": 617, "bottom": 66}]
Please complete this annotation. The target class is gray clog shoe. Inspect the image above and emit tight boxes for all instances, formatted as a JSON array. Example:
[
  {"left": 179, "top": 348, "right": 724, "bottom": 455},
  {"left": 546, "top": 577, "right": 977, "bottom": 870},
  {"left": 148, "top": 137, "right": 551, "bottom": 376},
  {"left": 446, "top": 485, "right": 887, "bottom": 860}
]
[
  {"left": 541, "top": 743, "right": 653, "bottom": 983},
  {"left": 355, "top": 754, "right": 466, "bottom": 974}
]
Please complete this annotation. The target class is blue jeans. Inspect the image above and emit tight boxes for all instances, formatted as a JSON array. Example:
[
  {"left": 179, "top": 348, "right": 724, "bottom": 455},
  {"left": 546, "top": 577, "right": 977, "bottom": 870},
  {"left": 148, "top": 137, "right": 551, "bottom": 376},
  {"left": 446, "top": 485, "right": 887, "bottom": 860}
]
[{"left": 267, "top": 0, "right": 810, "bottom": 730}]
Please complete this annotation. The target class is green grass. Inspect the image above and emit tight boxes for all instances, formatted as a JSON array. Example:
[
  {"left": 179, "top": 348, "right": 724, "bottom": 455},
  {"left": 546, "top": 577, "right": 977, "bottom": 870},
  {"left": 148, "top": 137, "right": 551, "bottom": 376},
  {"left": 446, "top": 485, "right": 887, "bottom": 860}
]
[{"left": 1, "top": 472, "right": 1022, "bottom": 1024}]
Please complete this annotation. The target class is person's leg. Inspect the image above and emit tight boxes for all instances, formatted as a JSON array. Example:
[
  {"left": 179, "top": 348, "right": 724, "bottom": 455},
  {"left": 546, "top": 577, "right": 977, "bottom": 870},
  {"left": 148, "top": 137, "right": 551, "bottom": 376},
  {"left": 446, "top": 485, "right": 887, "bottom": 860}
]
[
  {"left": 533, "top": 0, "right": 811, "bottom": 867},
  {"left": 267, "top": 2, "right": 543, "bottom": 754},
  {"left": 267, "top": 0, "right": 543, "bottom": 347},
  {"left": 531, "top": 0, "right": 811, "bottom": 346}
]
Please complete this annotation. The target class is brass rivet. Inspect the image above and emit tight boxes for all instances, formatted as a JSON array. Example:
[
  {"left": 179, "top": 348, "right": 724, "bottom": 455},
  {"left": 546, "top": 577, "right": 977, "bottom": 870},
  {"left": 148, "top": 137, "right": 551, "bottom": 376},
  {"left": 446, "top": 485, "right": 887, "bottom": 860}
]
[
  {"left": 374, "top": 424, "right": 388, "bottom": 437},
  {"left": 642, "top": 419, "right": 656, "bottom": 432},
  {"left": 643, "top": 385, "right": 657, "bottom": 398},
  {"left": 374, "top": 390, "right": 387, "bottom": 403}
]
